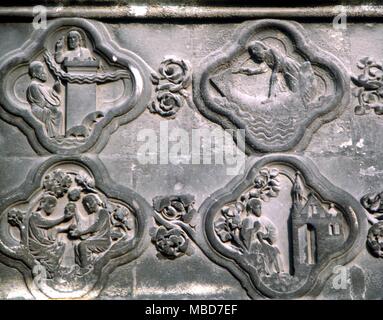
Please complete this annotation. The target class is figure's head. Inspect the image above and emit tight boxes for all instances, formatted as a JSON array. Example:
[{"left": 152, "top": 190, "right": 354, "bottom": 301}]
[
  {"left": 248, "top": 41, "right": 269, "bottom": 63},
  {"left": 67, "top": 30, "right": 82, "bottom": 50},
  {"left": 29, "top": 61, "right": 47, "bottom": 82},
  {"left": 246, "top": 198, "right": 262, "bottom": 217},
  {"left": 64, "top": 202, "right": 77, "bottom": 215},
  {"left": 39, "top": 193, "right": 57, "bottom": 215},
  {"left": 82, "top": 194, "right": 102, "bottom": 214}
]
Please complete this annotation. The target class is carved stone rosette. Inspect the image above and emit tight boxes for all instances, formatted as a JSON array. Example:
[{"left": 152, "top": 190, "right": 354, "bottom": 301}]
[
  {"left": 360, "top": 191, "right": 383, "bottom": 258},
  {"left": 150, "top": 194, "right": 196, "bottom": 259},
  {"left": 0, "top": 157, "right": 150, "bottom": 299},
  {"left": 198, "top": 155, "right": 367, "bottom": 298},
  {"left": 193, "top": 20, "right": 349, "bottom": 154}
]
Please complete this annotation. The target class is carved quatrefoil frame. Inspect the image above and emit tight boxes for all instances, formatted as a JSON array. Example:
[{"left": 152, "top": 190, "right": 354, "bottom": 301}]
[
  {"left": 193, "top": 20, "right": 349, "bottom": 154},
  {"left": 0, "top": 156, "right": 150, "bottom": 299},
  {"left": 198, "top": 155, "right": 367, "bottom": 299},
  {"left": 0, "top": 18, "right": 152, "bottom": 155}
]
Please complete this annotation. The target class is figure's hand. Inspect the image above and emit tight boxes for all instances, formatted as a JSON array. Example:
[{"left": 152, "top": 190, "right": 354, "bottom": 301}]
[
  {"left": 55, "top": 37, "right": 64, "bottom": 51},
  {"left": 232, "top": 68, "right": 250, "bottom": 75},
  {"left": 235, "top": 68, "right": 256, "bottom": 76},
  {"left": 69, "top": 228, "right": 80, "bottom": 238},
  {"left": 64, "top": 210, "right": 74, "bottom": 220},
  {"left": 253, "top": 221, "right": 261, "bottom": 231},
  {"left": 53, "top": 80, "right": 61, "bottom": 93}
]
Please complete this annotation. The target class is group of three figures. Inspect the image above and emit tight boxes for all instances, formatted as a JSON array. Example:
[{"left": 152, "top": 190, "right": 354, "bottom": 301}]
[
  {"left": 27, "top": 30, "right": 95, "bottom": 139},
  {"left": 15, "top": 191, "right": 111, "bottom": 278}
]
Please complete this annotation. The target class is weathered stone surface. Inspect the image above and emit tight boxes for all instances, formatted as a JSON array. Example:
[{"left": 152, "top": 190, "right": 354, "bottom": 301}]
[{"left": 0, "top": 1, "right": 382, "bottom": 300}]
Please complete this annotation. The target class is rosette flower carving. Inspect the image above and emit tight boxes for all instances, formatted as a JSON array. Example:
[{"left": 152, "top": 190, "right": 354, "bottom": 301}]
[
  {"left": 149, "top": 57, "right": 192, "bottom": 118},
  {"left": 360, "top": 191, "right": 383, "bottom": 258},
  {"left": 352, "top": 57, "right": 383, "bottom": 116},
  {"left": 151, "top": 194, "right": 196, "bottom": 259},
  {"left": 152, "top": 226, "right": 189, "bottom": 259},
  {"left": 367, "top": 222, "right": 383, "bottom": 258}
]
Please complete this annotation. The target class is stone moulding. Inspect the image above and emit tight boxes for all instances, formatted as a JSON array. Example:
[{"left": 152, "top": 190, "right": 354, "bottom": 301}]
[
  {"left": 0, "top": 5, "right": 382, "bottom": 20},
  {"left": 0, "top": 18, "right": 152, "bottom": 155},
  {"left": 197, "top": 154, "right": 367, "bottom": 299},
  {"left": 193, "top": 20, "right": 349, "bottom": 154},
  {"left": 0, "top": 156, "right": 150, "bottom": 299}
]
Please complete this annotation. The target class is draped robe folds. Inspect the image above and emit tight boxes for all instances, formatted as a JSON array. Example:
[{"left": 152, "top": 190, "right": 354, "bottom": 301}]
[
  {"left": 241, "top": 215, "right": 283, "bottom": 275},
  {"left": 55, "top": 47, "right": 94, "bottom": 63},
  {"left": 28, "top": 212, "right": 65, "bottom": 278},
  {"left": 27, "top": 80, "right": 62, "bottom": 138}
]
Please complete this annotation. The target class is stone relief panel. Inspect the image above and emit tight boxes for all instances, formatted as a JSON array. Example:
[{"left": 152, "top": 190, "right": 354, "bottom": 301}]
[
  {"left": 193, "top": 20, "right": 349, "bottom": 154},
  {"left": 0, "top": 12, "right": 380, "bottom": 300},
  {"left": 0, "top": 157, "right": 150, "bottom": 299},
  {"left": 199, "top": 155, "right": 367, "bottom": 298},
  {"left": 0, "top": 18, "right": 152, "bottom": 155}
]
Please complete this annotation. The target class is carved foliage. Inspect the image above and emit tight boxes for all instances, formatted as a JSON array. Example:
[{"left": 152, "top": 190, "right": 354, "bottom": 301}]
[
  {"left": 0, "top": 159, "right": 148, "bottom": 299},
  {"left": 0, "top": 18, "right": 152, "bottom": 154},
  {"left": 193, "top": 20, "right": 348, "bottom": 153},
  {"left": 201, "top": 155, "right": 366, "bottom": 298}
]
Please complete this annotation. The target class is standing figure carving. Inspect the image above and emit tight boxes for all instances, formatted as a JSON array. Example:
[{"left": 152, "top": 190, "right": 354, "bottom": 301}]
[
  {"left": 27, "top": 61, "right": 62, "bottom": 138},
  {"left": 241, "top": 198, "right": 283, "bottom": 275}
]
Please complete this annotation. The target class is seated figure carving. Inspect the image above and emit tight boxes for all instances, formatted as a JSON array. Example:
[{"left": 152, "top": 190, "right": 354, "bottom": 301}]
[
  {"left": 69, "top": 194, "right": 112, "bottom": 272},
  {"left": 28, "top": 193, "right": 74, "bottom": 278}
]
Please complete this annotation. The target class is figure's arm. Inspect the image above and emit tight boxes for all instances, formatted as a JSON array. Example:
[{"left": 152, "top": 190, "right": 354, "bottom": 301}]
[
  {"left": 263, "top": 220, "right": 278, "bottom": 245},
  {"left": 268, "top": 68, "right": 279, "bottom": 98},
  {"left": 268, "top": 51, "right": 280, "bottom": 98},
  {"left": 78, "top": 210, "right": 108, "bottom": 236},
  {"left": 53, "top": 80, "right": 61, "bottom": 94},
  {"left": 35, "top": 214, "right": 67, "bottom": 229},
  {"left": 233, "top": 64, "right": 268, "bottom": 76},
  {"left": 27, "top": 84, "right": 44, "bottom": 108},
  {"left": 240, "top": 218, "right": 252, "bottom": 249},
  {"left": 54, "top": 37, "right": 65, "bottom": 64}
]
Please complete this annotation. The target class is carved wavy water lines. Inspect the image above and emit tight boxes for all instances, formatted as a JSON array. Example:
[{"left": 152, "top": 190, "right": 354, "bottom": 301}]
[
  {"left": 229, "top": 101, "right": 296, "bottom": 143},
  {"left": 44, "top": 52, "right": 131, "bottom": 84}
]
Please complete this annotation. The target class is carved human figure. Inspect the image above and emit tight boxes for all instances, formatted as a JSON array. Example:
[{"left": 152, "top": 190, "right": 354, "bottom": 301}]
[
  {"left": 69, "top": 194, "right": 111, "bottom": 270},
  {"left": 241, "top": 198, "right": 283, "bottom": 275},
  {"left": 55, "top": 30, "right": 95, "bottom": 63},
  {"left": 28, "top": 193, "right": 75, "bottom": 277},
  {"left": 233, "top": 41, "right": 315, "bottom": 102},
  {"left": 27, "top": 61, "right": 62, "bottom": 138}
]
